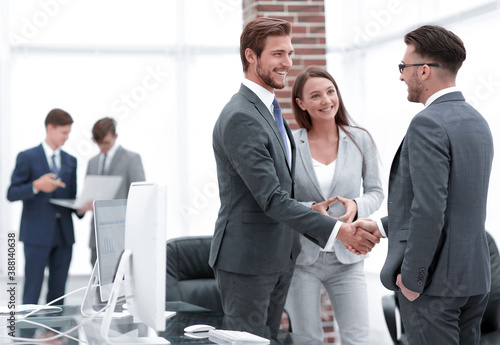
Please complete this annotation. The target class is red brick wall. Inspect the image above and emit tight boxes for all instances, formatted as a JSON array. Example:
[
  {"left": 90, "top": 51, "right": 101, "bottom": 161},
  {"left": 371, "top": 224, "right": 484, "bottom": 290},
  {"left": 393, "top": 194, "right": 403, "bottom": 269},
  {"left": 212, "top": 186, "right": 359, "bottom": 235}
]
[{"left": 242, "top": 0, "right": 327, "bottom": 130}]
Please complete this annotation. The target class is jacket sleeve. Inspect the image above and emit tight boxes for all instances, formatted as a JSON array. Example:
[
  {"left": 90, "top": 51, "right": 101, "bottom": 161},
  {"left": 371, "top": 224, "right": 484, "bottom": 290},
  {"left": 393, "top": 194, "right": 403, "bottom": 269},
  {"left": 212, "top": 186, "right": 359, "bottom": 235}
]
[
  {"left": 7, "top": 151, "right": 36, "bottom": 202},
  {"left": 353, "top": 130, "right": 384, "bottom": 218}
]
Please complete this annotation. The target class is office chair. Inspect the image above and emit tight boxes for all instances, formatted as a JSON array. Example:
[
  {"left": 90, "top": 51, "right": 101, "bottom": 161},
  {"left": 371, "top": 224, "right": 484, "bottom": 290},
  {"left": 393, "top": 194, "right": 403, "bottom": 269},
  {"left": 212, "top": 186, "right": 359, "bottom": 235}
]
[
  {"left": 166, "top": 236, "right": 223, "bottom": 312},
  {"left": 165, "top": 235, "right": 294, "bottom": 332},
  {"left": 382, "top": 231, "right": 500, "bottom": 345}
]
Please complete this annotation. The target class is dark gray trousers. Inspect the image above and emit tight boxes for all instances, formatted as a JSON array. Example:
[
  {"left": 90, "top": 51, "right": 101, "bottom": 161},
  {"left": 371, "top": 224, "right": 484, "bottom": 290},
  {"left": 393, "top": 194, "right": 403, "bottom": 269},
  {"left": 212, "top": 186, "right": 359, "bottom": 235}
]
[{"left": 398, "top": 290, "right": 489, "bottom": 345}]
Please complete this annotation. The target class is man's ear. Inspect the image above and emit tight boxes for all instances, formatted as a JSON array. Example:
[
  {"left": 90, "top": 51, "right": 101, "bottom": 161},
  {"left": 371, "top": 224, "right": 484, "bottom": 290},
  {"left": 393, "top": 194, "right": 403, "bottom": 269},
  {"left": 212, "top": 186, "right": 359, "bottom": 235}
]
[
  {"left": 420, "top": 64, "right": 431, "bottom": 81},
  {"left": 245, "top": 48, "right": 256, "bottom": 65}
]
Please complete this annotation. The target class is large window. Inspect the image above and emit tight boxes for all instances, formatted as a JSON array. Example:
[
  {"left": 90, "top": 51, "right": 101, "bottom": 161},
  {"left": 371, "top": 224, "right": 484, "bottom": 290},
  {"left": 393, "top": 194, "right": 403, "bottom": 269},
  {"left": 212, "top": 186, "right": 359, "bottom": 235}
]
[
  {"left": 325, "top": 0, "right": 500, "bottom": 272},
  {"left": 0, "top": 0, "right": 242, "bottom": 276},
  {"left": 2, "top": 0, "right": 499, "bottom": 282}
]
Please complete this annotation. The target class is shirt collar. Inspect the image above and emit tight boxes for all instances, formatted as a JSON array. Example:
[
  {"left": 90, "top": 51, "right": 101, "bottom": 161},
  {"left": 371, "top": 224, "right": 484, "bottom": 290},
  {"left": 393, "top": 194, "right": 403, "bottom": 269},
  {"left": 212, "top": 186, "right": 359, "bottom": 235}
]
[
  {"left": 103, "top": 142, "right": 120, "bottom": 163},
  {"left": 42, "top": 140, "right": 60, "bottom": 158},
  {"left": 425, "top": 86, "right": 459, "bottom": 108},
  {"left": 242, "top": 78, "right": 275, "bottom": 115}
]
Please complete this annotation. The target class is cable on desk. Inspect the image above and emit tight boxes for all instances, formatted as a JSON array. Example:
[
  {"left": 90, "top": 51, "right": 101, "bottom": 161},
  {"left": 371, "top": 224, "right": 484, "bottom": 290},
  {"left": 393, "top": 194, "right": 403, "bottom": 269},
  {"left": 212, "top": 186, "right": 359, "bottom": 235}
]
[{"left": 0, "top": 284, "right": 111, "bottom": 344}]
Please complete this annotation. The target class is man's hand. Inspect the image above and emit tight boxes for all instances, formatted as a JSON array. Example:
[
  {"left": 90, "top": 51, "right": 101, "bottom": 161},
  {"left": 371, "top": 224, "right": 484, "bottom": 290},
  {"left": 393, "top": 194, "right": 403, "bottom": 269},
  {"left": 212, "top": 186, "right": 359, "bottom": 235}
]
[
  {"left": 334, "top": 196, "right": 357, "bottom": 223},
  {"left": 33, "top": 173, "right": 66, "bottom": 193},
  {"left": 77, "top": 200, "right": 94, "bottom": 214},
  {"left": 336, "top": 222, "right": 380, "bottom": 255},
  {"left": 396, "top": 273, "right": 420, "bottom": 301},
  {"left": 311, "top": 198, "right": 337, "bottom": 216},
  {"left": 353, "top": 218, "right": 383, "bottom": 238},
  {"left": 345, "top": 218, "right": 383, "bottom": 254}
]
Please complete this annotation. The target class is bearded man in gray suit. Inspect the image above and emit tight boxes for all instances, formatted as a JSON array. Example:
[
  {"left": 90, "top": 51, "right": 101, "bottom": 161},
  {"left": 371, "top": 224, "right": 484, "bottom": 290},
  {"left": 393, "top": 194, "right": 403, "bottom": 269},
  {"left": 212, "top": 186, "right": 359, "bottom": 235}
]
[
  {"left": 211, "top": 17, "right": 380, "bottom": 331},
  {"left": 354, "top": 25, "right": 494, "bottom": 345},
  {"left": 82, "top": 117, "right": 145, "bottom": 266}
]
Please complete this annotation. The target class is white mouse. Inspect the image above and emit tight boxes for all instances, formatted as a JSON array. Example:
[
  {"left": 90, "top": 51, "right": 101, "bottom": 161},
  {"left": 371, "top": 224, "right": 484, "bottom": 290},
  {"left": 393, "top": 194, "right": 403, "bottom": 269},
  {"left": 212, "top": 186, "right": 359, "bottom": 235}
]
[{"left": 184, "top": 324, "right": 216, "bottom": 333}]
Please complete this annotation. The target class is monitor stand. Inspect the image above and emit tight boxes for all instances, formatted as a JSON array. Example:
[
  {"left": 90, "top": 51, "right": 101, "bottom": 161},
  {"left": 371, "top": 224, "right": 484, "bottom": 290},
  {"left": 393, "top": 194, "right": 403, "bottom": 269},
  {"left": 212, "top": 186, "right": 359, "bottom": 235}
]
[
  {"left": 100, "top": 250, "right": 170, "bottom": 344},
  {"left": 80, "top": 260, "right": 129, "bottom": 319},
  {"left": 81, "top": 261, "right": 100, "bottom": 317}
]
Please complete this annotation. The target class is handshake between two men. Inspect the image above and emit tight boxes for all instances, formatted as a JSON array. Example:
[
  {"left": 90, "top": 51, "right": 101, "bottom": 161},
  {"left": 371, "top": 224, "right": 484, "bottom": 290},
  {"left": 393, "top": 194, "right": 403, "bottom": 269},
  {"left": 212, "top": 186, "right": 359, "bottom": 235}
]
[{"left": 311, "top": 197, "right": 383, "bottom": 255}]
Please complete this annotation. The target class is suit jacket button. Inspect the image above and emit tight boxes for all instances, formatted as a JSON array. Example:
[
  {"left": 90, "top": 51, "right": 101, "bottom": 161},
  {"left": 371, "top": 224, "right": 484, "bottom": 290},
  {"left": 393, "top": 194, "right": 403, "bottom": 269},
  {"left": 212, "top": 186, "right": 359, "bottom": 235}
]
[
  {"left": 419, "top": 268, "right": 425, "bottom": 273},
  {"left": 417, "top": 281, "right": 423, "bottom": 286}
]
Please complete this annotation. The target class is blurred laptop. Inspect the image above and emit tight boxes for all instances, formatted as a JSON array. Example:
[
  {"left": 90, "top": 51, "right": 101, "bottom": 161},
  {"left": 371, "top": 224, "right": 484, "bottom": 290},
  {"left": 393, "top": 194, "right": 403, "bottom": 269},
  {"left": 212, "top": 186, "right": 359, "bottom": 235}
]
[{"left": 50, "top": 175, "right": 123, "bottom": 209}]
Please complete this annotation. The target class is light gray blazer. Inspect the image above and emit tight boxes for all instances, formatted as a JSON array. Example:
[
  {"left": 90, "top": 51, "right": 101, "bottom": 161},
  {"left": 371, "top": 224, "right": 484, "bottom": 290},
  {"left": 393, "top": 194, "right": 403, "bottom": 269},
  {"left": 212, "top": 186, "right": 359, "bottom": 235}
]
[
  {"left": 293, "top": 127, "right": 384, "bottom": 265},
  {"left": 380, "top": 92, "right": 493, "bottom": 296},
  {"left": 87, "top": 145, "right": 145, "bottom": 247}
]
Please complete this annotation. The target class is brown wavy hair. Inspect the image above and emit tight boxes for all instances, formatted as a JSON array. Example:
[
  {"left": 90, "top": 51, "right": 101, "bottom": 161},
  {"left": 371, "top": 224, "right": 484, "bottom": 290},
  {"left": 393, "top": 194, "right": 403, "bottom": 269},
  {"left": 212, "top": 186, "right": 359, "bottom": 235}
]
[
  {"left": 292, "top": 66, "right": 375, "bottom": 156},
  {"left": 405, "top": 25, "right": 465, "bottom": 75},
  {"left": 240, "top": 17, "right": 291, "bottom": 73},
  {"left": 45, "top": 108, "right": 73, "bottom": 128}
]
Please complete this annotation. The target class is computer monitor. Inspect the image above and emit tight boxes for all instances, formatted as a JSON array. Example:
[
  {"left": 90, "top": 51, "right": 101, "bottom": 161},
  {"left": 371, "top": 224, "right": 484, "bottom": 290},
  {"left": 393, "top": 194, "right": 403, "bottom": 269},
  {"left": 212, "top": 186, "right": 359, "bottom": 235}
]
[
  {"left": 81, "top": 199, "right": 127, "bottom": 317},
  {"left": 100, "top": 182, "right": 169, "bottom": 344},
  {"left": 123, "top": 181, "right": 167, "bottom": 331},
  {"left": 94, "top": 199, "right": 127, "bottom": 302}
]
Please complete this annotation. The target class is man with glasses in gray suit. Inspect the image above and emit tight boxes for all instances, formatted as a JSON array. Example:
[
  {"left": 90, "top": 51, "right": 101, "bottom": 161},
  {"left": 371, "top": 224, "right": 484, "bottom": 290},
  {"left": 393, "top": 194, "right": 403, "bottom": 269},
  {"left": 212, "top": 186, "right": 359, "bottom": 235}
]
[{"left": 354, "top": 25, "right": 494, "bottom": 345}]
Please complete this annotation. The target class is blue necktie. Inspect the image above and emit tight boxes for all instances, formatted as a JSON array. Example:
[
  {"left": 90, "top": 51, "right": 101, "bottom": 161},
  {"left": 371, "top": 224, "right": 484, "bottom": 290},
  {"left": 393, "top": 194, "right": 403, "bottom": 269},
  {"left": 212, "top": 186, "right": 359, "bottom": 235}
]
[
  {"left": 272, "top": 97, "right": 290, "bottom": 164},
  {"left": 51, "top": 154, "right": 59, "bottom": 178}
]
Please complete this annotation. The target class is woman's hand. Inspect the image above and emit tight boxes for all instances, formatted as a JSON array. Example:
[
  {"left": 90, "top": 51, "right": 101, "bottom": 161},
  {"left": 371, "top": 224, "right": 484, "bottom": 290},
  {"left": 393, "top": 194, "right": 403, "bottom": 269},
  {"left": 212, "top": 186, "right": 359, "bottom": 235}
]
[
  {"left": 334, "top": 196, "right": 357, "bottom": 223},
  {"left": 311, "top": 198, "right": 337, "bottom": 215}
]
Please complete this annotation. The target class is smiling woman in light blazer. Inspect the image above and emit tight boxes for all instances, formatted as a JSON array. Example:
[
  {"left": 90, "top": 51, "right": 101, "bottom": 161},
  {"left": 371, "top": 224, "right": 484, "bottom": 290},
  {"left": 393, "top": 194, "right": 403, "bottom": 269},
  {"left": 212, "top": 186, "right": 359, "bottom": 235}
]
[{"left": 284, "top": 67, "right": 384, "bottom": 345}]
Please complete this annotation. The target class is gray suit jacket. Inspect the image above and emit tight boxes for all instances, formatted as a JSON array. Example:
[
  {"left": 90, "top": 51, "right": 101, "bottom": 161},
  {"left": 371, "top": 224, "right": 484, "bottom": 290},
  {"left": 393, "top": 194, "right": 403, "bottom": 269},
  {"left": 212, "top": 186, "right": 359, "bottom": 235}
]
[
  {"left": 87, "top": 145, "right": 145, "bottom": 248},
  {"left": 293, "top": 127, "right": 383, "bottom": 265},
  {"left": 380, "top": 92, "right": 493, "bottom": 297},
  {"left": 210, "top": 84, "right": 337, "bottom": 275}
]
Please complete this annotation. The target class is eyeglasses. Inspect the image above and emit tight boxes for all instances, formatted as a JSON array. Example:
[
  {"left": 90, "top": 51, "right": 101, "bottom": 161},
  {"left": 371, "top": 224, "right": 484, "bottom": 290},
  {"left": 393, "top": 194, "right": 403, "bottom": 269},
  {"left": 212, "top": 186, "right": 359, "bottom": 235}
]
[{"left": 398, "top": 63, "right": 439, "bottom": 74}]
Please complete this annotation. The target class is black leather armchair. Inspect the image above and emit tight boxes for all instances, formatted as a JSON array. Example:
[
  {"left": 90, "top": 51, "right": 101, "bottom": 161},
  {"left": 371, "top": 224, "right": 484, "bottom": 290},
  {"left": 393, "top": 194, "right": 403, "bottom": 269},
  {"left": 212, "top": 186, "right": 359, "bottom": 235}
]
[
  {"left": 480, "top": 231, "right": 500, "bottom": 344},
  {"left": 165, "top": 236, "right": 223, "bottom": 312},
  {"left": 382, "top": 231, "right": 500, "bottom": 345}
]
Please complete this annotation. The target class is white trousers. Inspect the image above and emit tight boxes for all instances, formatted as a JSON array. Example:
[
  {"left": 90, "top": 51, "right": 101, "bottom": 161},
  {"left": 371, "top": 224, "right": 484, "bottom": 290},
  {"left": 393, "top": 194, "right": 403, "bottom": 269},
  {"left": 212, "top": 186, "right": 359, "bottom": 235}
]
[{"left": 285, "top": 251, "right": 370, "bottom": 345}]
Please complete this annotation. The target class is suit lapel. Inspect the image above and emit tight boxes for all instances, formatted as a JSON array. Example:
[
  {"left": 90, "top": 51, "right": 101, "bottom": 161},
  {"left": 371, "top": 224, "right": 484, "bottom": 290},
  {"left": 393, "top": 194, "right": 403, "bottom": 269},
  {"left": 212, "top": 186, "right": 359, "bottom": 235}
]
[
  {"left": 59, "top": 151, "right": 71, "bottom": 181},
  {"left": 389, "top": 137, "right": 405, "bottom": 186},
  {"left": 296, "top": 130, "right": 325, "bottom": 199},
  {"left": 256, "top": 100, "right": 291, "bottom": 171},
  {"left": 284, "top": 119, "right": 295, "bottom": 171},
  {"left": 107, "top": 146, "right": 124, "bottom": 175},
  {"left": 36, "top": 144, "right": 51, "bottom": 173},
  {"left": 240, "top": 85, "right": 292, "bottom": 175},
  {"left": 327, "top": 128, "right": 347, "bottom": 197}
]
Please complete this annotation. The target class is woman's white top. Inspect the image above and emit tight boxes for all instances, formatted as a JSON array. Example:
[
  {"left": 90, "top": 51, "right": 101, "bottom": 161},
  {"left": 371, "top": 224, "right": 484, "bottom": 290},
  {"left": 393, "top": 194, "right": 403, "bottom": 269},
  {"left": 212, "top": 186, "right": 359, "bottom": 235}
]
[{"left": 311, "top": 157, "right": 337, "bottom": 252}]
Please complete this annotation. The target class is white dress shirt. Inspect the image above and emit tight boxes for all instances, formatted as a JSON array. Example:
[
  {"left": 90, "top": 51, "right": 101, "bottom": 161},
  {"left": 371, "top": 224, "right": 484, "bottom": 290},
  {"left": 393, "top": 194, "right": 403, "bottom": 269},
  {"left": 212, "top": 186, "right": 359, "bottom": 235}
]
[
  {"left": 242, "top": 78, "right": 292, "bottom": 164},
  {"left": 98, "top": 143, "right": 119, "bottom": 175},
  {"left": 42, "top": 140, "right": 61, "bottom": 172}
]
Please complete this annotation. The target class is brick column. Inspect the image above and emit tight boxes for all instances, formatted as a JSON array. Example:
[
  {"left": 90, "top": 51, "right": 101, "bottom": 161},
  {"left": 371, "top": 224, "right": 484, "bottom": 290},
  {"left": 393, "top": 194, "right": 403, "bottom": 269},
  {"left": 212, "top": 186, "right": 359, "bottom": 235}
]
[{"left": 242, "top": 0, "right": 327, "bottom": 129}]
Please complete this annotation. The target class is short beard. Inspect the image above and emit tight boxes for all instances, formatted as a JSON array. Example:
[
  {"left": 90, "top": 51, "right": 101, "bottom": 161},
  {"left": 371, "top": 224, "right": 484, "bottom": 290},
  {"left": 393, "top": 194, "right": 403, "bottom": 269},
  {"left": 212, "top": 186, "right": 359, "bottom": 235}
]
[
  {"left": 256, "top": 59, "right": 285, "bottom": 90},
  {"left": 407, "top": 71, "right": 423, "bottom": 103}
]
